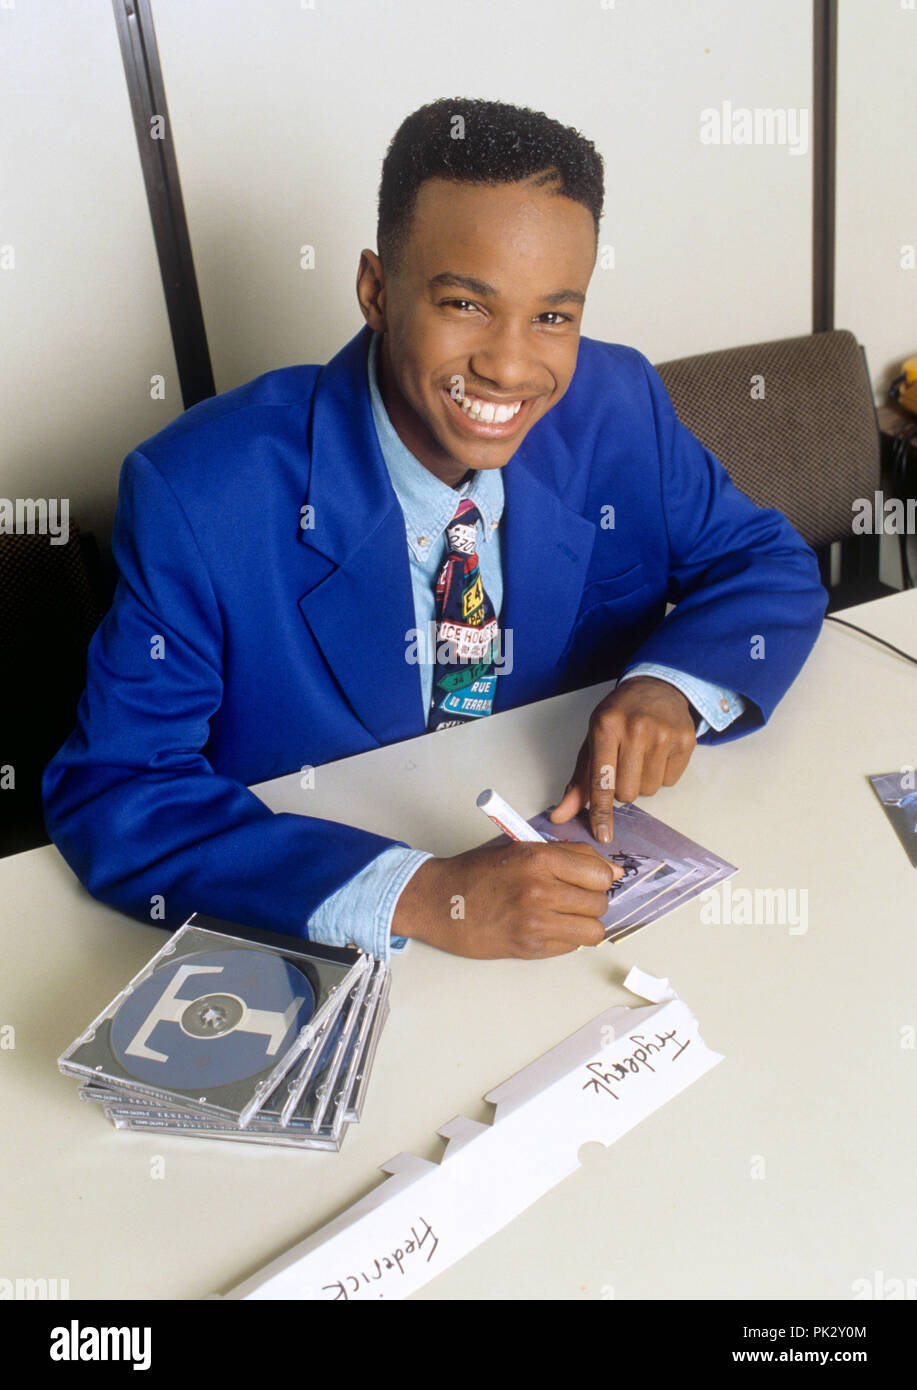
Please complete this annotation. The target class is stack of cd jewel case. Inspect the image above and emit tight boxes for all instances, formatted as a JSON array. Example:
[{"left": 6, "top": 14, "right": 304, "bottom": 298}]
[{"left": 58, "top": 916, "right": 391, "bottom": 1151}]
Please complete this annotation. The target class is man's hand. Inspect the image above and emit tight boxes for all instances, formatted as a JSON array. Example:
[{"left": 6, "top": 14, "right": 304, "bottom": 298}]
[
  {"left": 391, "top": 841, "right": 623, "bottom": 959},
  {"left": 549, "top": 676, "right": 697, "bottom": 842}
]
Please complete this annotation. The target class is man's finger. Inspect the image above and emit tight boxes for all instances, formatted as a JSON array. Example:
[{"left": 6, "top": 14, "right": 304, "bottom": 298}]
[
  {"left": 522, "top": 913, "right": 606, "bottom": 955},
  {"left": 549, "top": 738, "right": 590, "bottom": 823},
  {"left": 636, "top": 733, "right": 670, "bottom": 798},
  {"left": 550, "top": 839, "right": 623, "bottom": 886},
  {"left": 549, "top": 880, "right": 618, "bottom": 921},
  {"left": 610, "top": 724, "right": 647, "bottom": 806},
  {"left": 588, "top": 725, "right": 619, "bottom": 843},
  {"left": 661, "top": 735, "right": 695, "bottom": 787}
]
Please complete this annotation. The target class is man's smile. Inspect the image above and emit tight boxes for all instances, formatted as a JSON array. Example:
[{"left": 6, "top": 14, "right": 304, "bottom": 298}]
[{"left": 440, "top": 384, "right": 539, "bottom": 439}]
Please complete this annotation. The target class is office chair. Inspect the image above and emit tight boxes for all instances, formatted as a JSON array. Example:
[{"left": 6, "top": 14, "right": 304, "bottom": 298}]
[
  {"left": 0, "top": 527, "right": 113, "bottom": 857},
  {"left": 654, "top": 329, "right": 895, "bottom": 610}
]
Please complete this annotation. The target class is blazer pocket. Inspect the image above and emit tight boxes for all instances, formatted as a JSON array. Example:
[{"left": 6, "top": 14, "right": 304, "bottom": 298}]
[{"left": 579, "top": 562, "right": 648, "bottom": 609}]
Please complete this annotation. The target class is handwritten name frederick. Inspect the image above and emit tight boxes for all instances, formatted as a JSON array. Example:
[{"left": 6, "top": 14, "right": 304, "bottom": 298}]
[{"left": 582, "top": 1030, "right": 691, "bottom": 1101}]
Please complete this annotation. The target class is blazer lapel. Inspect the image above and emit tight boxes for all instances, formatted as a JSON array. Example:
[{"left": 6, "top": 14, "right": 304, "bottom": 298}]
[
  {"left": 494, "top": 445, "right": 596, "bottom": 711},
  {"left": 297, "top": 326, "right": 427, "bottom": 745}
]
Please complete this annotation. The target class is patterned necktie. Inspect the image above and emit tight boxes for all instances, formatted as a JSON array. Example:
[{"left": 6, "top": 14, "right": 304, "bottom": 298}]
[{"left": 427, "top": 499, "right": 500, "bottom": 731}]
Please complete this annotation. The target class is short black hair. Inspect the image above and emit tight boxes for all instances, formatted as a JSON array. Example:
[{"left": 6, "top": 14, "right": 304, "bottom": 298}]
[{"left": 377, "top": 98, "right": 604, "bottom": 273}]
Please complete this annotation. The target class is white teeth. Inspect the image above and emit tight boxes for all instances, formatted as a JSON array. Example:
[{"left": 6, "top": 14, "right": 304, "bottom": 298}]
[{"left": 456, "top": 392, "right": 524, "bottom": 423}]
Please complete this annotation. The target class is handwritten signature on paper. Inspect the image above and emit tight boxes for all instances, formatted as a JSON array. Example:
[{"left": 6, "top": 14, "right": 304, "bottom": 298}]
[
  {"left": 582, "top": 1030, "right": 691, "bottom": 1101},
  {"left": 321, "top": 1217, "right": 439, "bottom": 1299}
]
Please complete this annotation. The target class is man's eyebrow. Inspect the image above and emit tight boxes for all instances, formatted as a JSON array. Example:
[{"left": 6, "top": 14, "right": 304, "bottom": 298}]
[
  {"left": 428, "top": 272, "right": 498, "bottom": 297},
  {"left": 428, "top": 272, "right": 585, "bottom": 306},
  {"left": 542, "top": 288, "right": 586, "bottom": 306}
]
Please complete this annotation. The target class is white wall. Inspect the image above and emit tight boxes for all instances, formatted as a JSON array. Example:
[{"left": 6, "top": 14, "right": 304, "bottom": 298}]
[
  {"left": 835, "top": 0, "right": 917, "bottom": 585},
  {"left": 2, "top": 0, "right": 914, "bottom": 560},
  {"left": 836, "top": 0, "right": 917, "bottom": 400},
  {"left": 1, "top": 1, "right": 176, "bottom": 550}
]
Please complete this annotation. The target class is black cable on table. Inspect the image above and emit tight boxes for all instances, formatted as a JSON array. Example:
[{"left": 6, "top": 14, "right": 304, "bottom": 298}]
[{"left": 824, "top": 613, "right": 917, "bottom": 664}]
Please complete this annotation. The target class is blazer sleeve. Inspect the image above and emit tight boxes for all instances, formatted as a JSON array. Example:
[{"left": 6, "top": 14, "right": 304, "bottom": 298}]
[
  {"left": 41, "top": 449, "right": 409, "bottom": 938},
  {"left": 620, "top": 356, "right": 829, "bottom": 740}
]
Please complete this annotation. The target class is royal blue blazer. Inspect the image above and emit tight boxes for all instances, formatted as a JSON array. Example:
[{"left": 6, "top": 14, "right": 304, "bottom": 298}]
[{"left": 42, "top": 324, "right": 828, "bottom": 937}]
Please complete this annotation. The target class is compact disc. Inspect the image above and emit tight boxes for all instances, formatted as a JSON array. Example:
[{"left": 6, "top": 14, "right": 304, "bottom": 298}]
[{"left": 109, "top": 949, "right": 315, "bottom": 1090}]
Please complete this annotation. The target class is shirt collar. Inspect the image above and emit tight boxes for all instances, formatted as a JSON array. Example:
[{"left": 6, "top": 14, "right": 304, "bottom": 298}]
[{"left": 367, "top": 330, "right": 504, "bottom": 563}]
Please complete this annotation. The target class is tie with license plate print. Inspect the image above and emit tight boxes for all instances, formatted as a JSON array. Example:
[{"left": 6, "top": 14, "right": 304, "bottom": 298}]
[{"left": 427, "top": 499, "right": 499, "bottom": 731}]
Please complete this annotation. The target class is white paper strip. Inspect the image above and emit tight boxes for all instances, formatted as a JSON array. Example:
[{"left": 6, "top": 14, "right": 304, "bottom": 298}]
[
  {"left": 224, "top": 970, "right": 723, "bottom": 1300},
  {"left": 621, "top": 964, "right": 678, "bottom": 1003}
]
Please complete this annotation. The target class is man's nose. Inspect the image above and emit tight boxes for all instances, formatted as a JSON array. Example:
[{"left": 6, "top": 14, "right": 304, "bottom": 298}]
[{"left": 468, "top": 320, "right": 535, "bottom": 393}]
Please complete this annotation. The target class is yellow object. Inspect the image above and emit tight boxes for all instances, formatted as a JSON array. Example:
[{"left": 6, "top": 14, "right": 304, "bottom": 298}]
[{"left": 896, "top": 356, "right": 917, "bottom": 414}]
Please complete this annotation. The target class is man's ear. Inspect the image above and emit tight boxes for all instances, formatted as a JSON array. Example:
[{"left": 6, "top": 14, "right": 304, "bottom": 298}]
[{"left": 355, "top": 249, "right": 387, "bottom": 332}]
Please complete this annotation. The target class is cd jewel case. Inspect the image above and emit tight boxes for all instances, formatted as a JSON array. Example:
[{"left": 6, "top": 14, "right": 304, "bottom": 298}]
[{"left": 58, "top": 916, "right": 392, "bottom": 1152}]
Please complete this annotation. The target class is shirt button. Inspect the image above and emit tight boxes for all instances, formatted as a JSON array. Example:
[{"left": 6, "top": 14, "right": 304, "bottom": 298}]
[
  {"left": 417, "top": 535, "right": 429, "bottom": 547},
  {"left": 490, "top": 520, "right": 498, "bottom": 529},
  {"left": 719, "top": 698, "right": 730, "bottom": 712}
]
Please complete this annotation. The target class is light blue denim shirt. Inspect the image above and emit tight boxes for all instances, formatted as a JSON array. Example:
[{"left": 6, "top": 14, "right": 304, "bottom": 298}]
[{"left": 305, "top": 331, "right": 744, "bottom": 958}]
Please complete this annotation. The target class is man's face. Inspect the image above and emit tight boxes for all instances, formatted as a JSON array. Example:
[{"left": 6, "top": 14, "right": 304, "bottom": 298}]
[{"left": 358, "top": 177, "right": 597, "bottom": 486}]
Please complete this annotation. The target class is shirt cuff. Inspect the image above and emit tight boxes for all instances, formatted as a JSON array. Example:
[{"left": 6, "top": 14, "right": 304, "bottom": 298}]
[
  {"left": 306, "top": 846, "right": 433, "bottom": 962},
  {"left": 618, "top": 662, "right": 746, "bottom": 736}
]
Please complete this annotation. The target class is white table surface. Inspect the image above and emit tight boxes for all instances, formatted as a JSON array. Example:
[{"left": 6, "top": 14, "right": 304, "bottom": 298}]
[{"left": 2, "top": 591, "right": 915, "bottom": 1300}]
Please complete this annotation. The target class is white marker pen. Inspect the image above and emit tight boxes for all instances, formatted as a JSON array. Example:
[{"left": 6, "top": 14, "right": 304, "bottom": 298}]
[{"left": 475, "top": 788, "right": 546, "bottom": 843}]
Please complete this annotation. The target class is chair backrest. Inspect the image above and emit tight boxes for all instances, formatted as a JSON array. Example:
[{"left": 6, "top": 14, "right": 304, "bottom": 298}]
[
  {"left": 0, "top": 526, "right": 110, "bottom": 857},
  {"left": 654, "top": 329, "right": 880, "bottom": 549},
  {"left": 0, "top": 526, "right": 103, "bottom": 656}
]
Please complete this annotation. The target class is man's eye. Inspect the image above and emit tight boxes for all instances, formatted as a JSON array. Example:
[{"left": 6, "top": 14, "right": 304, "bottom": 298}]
[{"left": 439, "top": 301, "right": 572, "bottom": 323}]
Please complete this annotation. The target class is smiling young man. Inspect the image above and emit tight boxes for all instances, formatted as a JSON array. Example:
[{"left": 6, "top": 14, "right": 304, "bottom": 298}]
[{"left": 42, "top": 98, "right": 827, "bottom": 961}]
